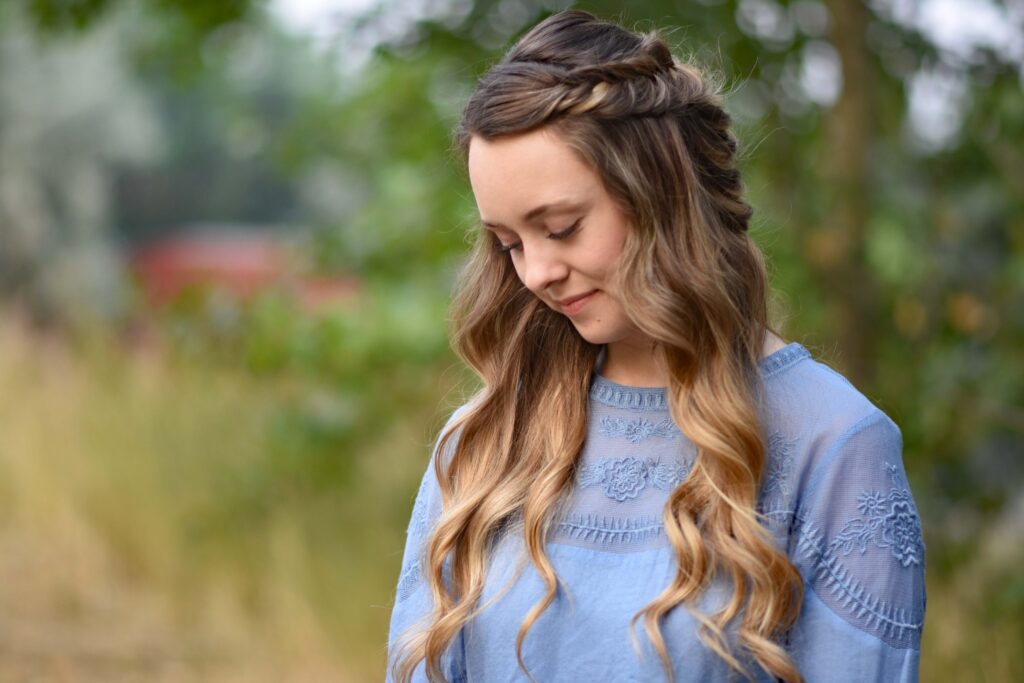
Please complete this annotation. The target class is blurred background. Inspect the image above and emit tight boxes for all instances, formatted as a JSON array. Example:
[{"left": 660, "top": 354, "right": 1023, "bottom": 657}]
[{"left": 0, "top": 0, "right": 1020, "bottom": 680}]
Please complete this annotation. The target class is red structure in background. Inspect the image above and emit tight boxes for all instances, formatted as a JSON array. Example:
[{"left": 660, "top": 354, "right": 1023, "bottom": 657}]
[{"left": 128, "top": 230, "right": 359, "bottom": 313}]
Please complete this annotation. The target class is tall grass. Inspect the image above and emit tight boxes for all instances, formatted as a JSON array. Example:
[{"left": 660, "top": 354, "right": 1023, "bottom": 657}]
[{"left": 0, "top": 311, "right": 463, "bottom": 682}]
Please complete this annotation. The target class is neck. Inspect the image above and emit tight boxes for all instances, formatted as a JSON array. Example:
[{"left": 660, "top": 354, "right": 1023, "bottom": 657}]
[
  {"left": 600, "top": 338, "right": 666, "bottom": 388},
  {"left": 598, "top": 329, "right": 788, "bottom": 388}
]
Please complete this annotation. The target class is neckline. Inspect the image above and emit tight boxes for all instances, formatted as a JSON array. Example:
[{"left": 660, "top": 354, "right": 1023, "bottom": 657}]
[{"left": 589, "top": 342, "right": 810, "bottom": 411}]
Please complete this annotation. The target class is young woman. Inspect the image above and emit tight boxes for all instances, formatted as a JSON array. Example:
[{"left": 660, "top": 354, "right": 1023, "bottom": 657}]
[{"left": 388, "top": 10, "right": 925, "bottom": 683}]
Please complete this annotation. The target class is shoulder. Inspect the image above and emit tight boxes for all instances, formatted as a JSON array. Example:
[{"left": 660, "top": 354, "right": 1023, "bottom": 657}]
[
  {"left": 759, "top": 344, "right": 895, "bottom": 436},
  {"left": 432, "top": 397, "right": 480, "bottom": 465},
  {"left": 756, "top": 345, "right": 903, "bottom": 506},
  {"left": 410, "top": 398, "right": 480, "bottom": 527}
]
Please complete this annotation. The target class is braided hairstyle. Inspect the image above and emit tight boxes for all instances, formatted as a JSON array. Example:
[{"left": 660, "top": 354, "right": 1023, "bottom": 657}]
[{"left": 391, "top": 10, "right": 803, "bottom": 683}]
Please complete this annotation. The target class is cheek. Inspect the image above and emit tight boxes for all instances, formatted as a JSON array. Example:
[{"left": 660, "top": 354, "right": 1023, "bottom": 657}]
[
  {"left": 588, "top": 222, "right": 630, "bottom": 275},
  {"left": 508, "top": 256, "right": 534, "bottom": 292},
  {"left": 510, "top": 257, "right": 526, "bottom": 285},
  {"left": 589, "top": 243, "right": 625, "bottom": 279}
]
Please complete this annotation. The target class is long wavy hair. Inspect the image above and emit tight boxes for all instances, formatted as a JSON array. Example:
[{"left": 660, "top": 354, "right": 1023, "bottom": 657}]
[{"left": 391, "top": 10, "right": 804, "bottom": 683}]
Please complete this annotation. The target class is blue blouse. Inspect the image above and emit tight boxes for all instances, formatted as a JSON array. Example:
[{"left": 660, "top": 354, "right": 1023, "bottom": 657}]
[{"left": 388, "top": 343, "right": 926, "bottom": 681}]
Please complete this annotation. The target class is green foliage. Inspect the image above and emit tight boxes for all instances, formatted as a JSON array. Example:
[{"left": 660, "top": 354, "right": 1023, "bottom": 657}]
[
  {"left": 25, "top": 0, "right": 115, "bottom": 31},
  {"left": 25, "top": 0, "right": 255, "bottom": 34}
]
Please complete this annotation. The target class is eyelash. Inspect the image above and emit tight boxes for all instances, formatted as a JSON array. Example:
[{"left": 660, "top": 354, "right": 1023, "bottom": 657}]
[{"left": 496, "top": 219, "right": 581, "bottom": 254}]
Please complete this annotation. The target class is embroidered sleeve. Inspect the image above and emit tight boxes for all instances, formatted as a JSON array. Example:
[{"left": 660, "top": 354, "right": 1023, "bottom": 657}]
[
  {"left": 787, "top": 410, "right": 926, "bottom": 680},
  {"left": 387, "top": 407, "right": 469, "bottom": 683}
]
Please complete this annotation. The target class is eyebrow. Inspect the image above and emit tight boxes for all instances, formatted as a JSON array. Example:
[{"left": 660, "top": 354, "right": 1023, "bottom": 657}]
[{"left": 480, "top": 199, "right": 585, "bottom": 230}]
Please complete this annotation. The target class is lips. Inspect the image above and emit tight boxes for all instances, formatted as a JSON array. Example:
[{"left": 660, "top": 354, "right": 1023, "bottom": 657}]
[
  {"left": 556, "top": 290, "right": 597, "bottom": 315},
  {"left": 557, "top": 291, "right": 596, "bottom": 307}
]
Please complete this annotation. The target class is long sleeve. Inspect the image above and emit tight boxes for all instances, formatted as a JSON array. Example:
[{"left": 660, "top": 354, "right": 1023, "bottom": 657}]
[
  {"left": 386, "top": 408, "right": 468, "bottom": 683},
  {"left": 786, "top": 410, "right": 926, "bottom": 681}
]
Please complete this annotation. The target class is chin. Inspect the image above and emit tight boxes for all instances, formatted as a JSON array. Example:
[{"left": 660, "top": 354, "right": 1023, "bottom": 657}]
[
  {"left": 574, "top": 331, "right": 605, "bottom": 345},
  {"left": 569, "top": 314, "right": 644, "bottom": 346},
  {"left": 570, "top": 323, "right": 618, "bottom": 346}
]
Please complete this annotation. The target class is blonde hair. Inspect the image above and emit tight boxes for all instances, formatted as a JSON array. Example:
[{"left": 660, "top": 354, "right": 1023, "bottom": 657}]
[{"left": 392, "top": 9, "right": 803, "bottom": 682}]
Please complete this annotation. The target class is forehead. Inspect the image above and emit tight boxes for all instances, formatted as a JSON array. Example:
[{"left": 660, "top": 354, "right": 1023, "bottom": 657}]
[{"left": 467, "top": 128, "right": 600, "bottom": 221}]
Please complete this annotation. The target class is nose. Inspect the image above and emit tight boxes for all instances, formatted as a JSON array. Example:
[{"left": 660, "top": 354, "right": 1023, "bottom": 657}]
[{"left": 519, "top": 243, "right": 570, "bottom": 294}]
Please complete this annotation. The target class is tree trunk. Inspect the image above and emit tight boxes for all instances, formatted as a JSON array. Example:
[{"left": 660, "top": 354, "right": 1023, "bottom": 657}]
[{"left": 814, "top": 0, "right": 878, "bottom": 385}]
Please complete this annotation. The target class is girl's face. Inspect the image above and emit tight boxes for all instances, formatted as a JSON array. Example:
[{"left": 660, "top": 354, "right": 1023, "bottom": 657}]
[{"left": 467, "top": 127, "right": 648, "bottom": 349}]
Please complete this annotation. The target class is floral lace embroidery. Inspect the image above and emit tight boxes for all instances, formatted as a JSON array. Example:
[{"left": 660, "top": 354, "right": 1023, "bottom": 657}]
[
  {"left": 831, "top": 462, "right": 924, "bottom": 568},
  {"left": 599, "top": 417, "right": 679, "bottom": 443},
  {"left": 795, "top": 517, "right": 924, "bottom": 647},
  {"left": 758, "top": 430, "right": 795, "bottom": 511},
  {"left": 408, "top": 475, "right": 431, "bottom": 539},
  {"left": 396, "top": 559, "right": 422, "bottom": 602},
  {"left": 577, "top": 456, "right": 690, "bottom": 502}
]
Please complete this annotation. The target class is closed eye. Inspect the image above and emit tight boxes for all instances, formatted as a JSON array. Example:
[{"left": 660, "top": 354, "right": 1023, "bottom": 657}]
[
  {"left": 550, "top": 218, "right": 581, "bottom": 241},
  {"left": 494, "top": 219, "right": 581, "bottom": 254}
]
